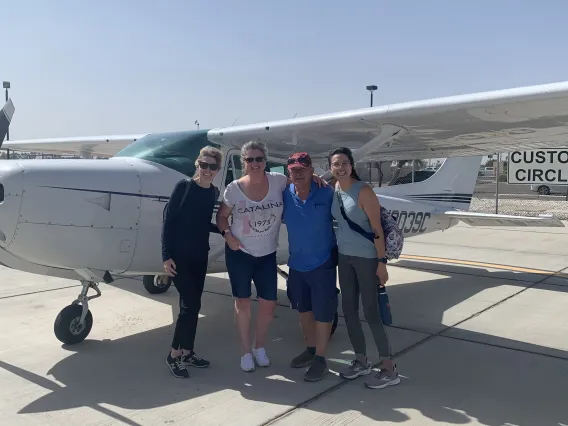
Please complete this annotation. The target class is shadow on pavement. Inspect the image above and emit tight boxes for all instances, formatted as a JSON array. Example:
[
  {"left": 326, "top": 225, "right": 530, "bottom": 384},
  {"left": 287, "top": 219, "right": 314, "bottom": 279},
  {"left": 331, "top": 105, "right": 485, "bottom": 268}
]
[{"left": 2, "top": 265, "right": 567, "bottom": 425}]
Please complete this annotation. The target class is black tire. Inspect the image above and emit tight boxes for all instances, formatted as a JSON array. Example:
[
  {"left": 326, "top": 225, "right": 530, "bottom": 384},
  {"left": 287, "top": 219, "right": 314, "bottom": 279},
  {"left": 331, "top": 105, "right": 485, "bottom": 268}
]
[
  {"left": 330, "top": 287, "right": 340, "bottom": 338},
  {"left": 143, "top": 275, "right": 172, "bottom": 294},
  {"left": 330, "top": 312, "right": 339, "bottom": 337},
  {"left": 538, "top": 186, "right": 550, "bottom": 195},
  {"left": 54, "top": 304, "right": 93, "bottom": 345}
]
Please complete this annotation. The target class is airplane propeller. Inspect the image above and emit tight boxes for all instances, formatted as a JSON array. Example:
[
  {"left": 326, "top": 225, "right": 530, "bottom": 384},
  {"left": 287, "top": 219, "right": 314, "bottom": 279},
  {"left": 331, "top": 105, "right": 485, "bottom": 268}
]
[{"left": 0, "top": 98, "right": 15, "bottom": 149}]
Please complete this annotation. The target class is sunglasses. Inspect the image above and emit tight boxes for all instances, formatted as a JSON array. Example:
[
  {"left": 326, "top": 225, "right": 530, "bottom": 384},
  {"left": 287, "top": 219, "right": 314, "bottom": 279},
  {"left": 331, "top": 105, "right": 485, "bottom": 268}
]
[
  {"left": 244, "top": 156, "right": 265, "bottom": 163},
  {"left": 198, "top": 161, "right": 219, "bottom": 171},
  {"left": 287, "top": 157, "right": 311, "bottom": 167}
]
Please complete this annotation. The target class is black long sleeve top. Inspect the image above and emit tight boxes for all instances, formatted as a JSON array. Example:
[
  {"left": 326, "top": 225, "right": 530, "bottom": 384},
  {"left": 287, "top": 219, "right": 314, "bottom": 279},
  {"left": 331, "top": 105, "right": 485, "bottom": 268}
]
[{"left": 161, "top": 178, "right": 221, "bottom": 262}]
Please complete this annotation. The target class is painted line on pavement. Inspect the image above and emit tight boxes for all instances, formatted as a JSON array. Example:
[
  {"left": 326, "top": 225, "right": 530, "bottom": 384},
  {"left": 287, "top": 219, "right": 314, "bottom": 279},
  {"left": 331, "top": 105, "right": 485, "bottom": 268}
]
[{"left": 397, "top": 254, "right": 568, "bottom": 278}]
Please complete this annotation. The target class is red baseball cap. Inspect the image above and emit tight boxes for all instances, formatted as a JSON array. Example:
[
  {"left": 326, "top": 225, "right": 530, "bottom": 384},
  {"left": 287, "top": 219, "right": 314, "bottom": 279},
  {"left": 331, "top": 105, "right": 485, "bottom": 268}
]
[{"left": 287, "top": 152, "right": 312, "bottom": 170}]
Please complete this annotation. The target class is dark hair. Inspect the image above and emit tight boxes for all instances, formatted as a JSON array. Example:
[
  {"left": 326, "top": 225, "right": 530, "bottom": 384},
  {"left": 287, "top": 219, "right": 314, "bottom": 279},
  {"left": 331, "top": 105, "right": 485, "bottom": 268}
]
[{"left": 327, "top": 147, "right": 361, "bottom": 180}]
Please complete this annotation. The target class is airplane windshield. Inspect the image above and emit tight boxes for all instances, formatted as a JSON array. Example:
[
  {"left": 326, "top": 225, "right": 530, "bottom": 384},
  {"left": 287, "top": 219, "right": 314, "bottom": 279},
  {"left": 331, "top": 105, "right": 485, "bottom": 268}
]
[{"left": 114, "top": 130, "right": 220, "bottom": 177}]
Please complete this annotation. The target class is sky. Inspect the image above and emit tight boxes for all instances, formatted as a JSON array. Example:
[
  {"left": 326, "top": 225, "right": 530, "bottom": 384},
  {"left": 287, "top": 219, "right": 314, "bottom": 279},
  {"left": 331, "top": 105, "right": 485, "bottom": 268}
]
[{"left": 3, "top": 0, "right": 568, "bottom": 140}]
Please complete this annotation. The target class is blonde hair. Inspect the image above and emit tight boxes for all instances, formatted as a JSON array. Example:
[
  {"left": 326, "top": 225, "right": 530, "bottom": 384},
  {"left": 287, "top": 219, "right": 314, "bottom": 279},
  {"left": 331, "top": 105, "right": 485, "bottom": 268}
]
[
  {"left": 240, "top": 140, "right": 268, "bottom": 175},
  {"left": 193, "top": 145, "right": 223, "bottom": 178}
]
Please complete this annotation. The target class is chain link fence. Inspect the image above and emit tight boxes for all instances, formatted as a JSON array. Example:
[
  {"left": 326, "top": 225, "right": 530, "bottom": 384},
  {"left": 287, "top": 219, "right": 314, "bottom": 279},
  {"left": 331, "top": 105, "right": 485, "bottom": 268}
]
[{"left": 469, "top": 176, "right": 568, "bottom": 220}]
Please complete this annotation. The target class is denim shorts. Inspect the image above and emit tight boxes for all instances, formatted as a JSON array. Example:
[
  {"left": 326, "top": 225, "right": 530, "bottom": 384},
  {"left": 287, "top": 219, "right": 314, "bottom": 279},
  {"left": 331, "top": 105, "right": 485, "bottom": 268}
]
[
  {"left": 287, "top": 255, "right": 338, "bottom": 322},
  {"left": 225, "top": 245, "right": 278, "bottom": 301}
]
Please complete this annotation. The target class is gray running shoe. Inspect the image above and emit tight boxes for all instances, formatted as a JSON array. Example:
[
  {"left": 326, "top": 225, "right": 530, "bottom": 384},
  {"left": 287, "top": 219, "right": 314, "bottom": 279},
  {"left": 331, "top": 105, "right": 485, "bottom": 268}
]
[
  {"left": 364, "top": 366, "right": 401, "bottom": 389},
  {"left": 339, "top": 359, "right": 372, "bottom": 379}
]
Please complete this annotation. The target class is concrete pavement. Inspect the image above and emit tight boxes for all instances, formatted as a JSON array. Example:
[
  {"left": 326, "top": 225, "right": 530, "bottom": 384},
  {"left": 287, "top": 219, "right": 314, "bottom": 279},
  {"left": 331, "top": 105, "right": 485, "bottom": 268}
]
[{"left": 1, "top": 222, "right": 567, "bottom": 425}]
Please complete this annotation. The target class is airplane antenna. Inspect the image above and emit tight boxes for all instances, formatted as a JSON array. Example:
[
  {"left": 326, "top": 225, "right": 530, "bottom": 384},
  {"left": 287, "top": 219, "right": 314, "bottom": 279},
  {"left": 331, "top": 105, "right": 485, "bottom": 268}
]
[
  {"left": 292, "top": 112, "right": 298, "bottom": 118},
  {"left": 231, "top": 118, "right": 238, "bottom": 126},
  {"left": 194, "top": 120, "right": 200, "bottom": 129}
]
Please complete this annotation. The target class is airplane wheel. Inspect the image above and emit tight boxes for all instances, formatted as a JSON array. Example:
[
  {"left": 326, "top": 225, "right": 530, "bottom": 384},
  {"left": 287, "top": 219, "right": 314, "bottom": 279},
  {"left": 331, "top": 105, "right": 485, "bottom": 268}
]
[
  {"left": 143, "top": 275, "right": 172, "bottom": 294},
  {"left": 54, "top": 304, "right": 93, "bottom": 345},
  {"left": 330, "top": 287, "right": 340, "bottom": 338}
]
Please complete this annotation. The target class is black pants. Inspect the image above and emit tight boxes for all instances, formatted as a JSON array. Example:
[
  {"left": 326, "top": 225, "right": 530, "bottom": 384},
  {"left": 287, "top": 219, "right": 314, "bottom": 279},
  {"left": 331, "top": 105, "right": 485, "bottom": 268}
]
[{"left": 171, "top": 255, "right": 208, "bottom": 351}]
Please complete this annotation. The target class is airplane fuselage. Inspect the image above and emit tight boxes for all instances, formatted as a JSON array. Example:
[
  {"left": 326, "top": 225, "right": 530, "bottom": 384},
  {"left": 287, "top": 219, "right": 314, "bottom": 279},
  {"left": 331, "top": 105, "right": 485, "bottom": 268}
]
[{"left": 0, "top": 156, "right": 459, "bottom": 280}]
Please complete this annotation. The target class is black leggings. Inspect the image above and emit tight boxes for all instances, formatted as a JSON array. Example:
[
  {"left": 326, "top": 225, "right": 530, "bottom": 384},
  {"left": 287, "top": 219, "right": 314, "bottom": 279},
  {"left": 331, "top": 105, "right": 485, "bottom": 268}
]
[{"left": 171, "top": 255, "right": 208, "bottom": 351}]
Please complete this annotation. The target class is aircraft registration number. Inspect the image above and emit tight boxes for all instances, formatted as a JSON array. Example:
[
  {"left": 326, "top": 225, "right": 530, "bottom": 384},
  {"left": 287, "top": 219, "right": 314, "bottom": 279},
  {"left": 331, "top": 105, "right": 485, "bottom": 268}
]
[{"left": 386, "top": 210, "right": 431, "bottom": 234}]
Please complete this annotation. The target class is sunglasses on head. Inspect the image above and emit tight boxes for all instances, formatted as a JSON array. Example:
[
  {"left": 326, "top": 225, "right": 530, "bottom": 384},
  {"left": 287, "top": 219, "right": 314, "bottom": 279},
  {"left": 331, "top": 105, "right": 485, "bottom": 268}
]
[
  {"left": 198, "top": 161, "right": 219, "bottom": 171},
  {"left": 244, "top": 156, "right": 265, "bottom": 163}
]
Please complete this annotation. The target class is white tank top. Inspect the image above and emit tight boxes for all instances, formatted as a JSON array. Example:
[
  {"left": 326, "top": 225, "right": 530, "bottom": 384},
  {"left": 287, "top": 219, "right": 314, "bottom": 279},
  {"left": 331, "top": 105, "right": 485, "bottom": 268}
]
[{"left": 223, "top": 172, "right": 288, "bottom": 257}]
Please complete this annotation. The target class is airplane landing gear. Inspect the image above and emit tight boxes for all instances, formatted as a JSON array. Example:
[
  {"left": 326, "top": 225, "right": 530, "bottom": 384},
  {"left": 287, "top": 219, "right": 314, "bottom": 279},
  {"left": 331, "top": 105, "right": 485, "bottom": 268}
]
[
  {"left": 143, "top": 275, "right": 172, "bottom": 294},
  {"left": 54, "top": 280, "right": 101, "bottom": 345}
]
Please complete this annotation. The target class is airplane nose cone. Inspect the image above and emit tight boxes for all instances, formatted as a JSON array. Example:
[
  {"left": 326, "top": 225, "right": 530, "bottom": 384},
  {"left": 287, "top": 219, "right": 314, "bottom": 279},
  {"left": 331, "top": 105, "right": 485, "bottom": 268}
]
[{"left": 0, "top": 161, "right": 24, "bottom": 248}]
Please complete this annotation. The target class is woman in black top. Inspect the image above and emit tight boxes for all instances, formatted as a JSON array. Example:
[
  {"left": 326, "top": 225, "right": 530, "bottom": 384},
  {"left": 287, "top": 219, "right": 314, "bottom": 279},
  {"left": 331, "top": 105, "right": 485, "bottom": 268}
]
[{"left": 161, "top": 145, "right": 223, "bottom": 379}]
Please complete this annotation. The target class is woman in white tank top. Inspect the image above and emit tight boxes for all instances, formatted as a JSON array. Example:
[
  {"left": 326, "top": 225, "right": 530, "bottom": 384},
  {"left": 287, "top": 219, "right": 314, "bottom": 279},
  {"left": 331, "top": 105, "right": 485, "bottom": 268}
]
[{"left": 216, "top": 141, "right": 324, "bottom": 372}]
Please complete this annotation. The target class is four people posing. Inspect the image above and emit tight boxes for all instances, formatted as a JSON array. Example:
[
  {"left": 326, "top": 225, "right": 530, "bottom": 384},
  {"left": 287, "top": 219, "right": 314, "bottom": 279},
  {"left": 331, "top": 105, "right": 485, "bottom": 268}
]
[{"left": 161, "top": 141, "right": 400, "bottom": 389}]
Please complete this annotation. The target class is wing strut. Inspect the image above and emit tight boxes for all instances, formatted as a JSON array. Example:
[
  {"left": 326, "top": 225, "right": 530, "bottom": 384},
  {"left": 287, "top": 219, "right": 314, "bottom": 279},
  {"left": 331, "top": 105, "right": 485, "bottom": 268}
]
[{"left": 320, "top": 124, "right": 405, "bottom": 180}]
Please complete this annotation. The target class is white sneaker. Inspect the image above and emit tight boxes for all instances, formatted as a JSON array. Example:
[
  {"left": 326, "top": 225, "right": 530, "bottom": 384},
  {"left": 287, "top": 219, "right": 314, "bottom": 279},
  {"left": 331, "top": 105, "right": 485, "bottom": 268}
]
[
  {"left": 252, "top": 347, "right": 270, "bottom": 367},
  {"left": 240, "top": 353, "right": 255, "bottom": 372}
]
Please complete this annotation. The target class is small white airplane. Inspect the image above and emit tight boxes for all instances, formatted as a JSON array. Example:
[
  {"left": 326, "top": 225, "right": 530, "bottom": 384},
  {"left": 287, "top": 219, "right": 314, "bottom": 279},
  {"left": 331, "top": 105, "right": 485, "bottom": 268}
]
[{"left": 2, "top": 80, "right": 568, "bottom": 346}]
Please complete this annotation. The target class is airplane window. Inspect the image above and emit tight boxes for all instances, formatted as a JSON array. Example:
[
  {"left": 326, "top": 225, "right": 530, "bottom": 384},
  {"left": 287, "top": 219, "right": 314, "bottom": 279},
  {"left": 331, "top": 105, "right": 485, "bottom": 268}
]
[
  {"left": 224, "top": 154, "right": 287, "bottom": 187},
  {"left": 115, "top": 130, "right": 221, "bottom": 177},
  {"left": 269, "top": 165, "right": 285, "bottom": 175},
  {"left": 390, "top": 170, "right": 435, "bottom": 186}
]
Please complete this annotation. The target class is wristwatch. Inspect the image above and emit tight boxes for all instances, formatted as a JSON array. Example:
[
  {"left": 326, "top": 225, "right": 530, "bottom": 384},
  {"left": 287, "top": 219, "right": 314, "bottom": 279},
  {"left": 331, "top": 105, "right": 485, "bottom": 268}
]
[
  {"left": 221, "top": 229, "right": 231, "bottom": 237},
  {"left": 378, "top": 257, "right": 388, "bottom": 264}
]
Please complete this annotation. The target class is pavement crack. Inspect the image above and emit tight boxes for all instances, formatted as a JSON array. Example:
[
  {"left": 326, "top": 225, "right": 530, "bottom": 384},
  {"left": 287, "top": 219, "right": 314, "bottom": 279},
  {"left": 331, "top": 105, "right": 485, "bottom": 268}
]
[
  {"left": 0, "top": 284, "right": 82, "bottom": 300},
  {"left": 439, "top": 265, "right": 568, "bottom": 334}
]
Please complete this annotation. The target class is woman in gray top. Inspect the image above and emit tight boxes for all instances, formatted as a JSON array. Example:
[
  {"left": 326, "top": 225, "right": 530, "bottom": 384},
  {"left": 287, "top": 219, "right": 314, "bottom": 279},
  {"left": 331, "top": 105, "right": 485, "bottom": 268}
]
[{"left": 329, "top": 147, "right": 400, "bottom": 390}]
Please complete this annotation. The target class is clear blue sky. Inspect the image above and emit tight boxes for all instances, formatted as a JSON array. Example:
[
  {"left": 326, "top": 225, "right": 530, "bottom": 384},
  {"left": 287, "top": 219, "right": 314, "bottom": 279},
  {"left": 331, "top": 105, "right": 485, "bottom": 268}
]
[{"left": 4, "top": 0, "right": 568, "bottom": 140}]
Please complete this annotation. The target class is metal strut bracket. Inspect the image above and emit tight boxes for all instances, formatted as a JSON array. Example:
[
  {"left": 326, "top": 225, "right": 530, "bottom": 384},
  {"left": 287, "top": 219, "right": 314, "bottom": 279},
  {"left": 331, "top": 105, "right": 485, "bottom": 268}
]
[
  {"left": 318, "top": 125, "right": 405, "bottom": 181},
  {"left": 276, "top": 266, "right": 289, "bottom": 280},
  {"left": 72, "top": 281, "right": 101, "bottom": 325}
]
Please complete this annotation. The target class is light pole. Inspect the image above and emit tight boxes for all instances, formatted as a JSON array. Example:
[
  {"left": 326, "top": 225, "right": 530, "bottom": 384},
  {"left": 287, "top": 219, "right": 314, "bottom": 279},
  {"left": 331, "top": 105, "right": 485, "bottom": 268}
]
[
  {"left": 366, "top": 84, "right": 377, "bottom": 107},
  {"left": 365, "top": 85, "right": 378, "bottom": 183},
  {"left": 3, "top": 81, "right": 10, "bottom": 141}
]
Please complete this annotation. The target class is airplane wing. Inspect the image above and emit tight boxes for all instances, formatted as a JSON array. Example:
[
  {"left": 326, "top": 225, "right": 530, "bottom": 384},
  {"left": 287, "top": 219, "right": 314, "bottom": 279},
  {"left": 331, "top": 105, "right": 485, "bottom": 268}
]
[
  {"left": 5, "top": 81, "right": 568, "bottom": 160},
  {"left": 207, "top": 80, "right": 568, "bottom": 163},
  {"left": 3, "top": 134, "right": 147, "bottom": 157},
  {"left": 444, "top": 211, "right": 565, "bottom": 227}
]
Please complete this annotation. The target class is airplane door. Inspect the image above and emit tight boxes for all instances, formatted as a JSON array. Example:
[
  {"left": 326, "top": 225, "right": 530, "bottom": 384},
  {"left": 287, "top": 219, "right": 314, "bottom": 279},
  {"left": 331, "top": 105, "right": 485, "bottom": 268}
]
[{"left": 206, "top": 149, "right": 240, "bottom": 271}]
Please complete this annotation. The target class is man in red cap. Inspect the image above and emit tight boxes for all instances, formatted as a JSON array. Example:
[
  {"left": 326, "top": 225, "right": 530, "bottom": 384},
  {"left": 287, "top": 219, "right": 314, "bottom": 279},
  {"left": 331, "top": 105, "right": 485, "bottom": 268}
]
[{"left": 282, "top": 151, "right": 338, "bottom": 382}]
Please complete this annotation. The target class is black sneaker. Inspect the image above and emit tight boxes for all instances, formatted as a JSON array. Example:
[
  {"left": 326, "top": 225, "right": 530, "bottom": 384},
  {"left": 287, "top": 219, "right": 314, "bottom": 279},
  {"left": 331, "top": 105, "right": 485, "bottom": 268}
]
[
  {"left": 304, "top": 356, "right": 329, "bottom": 382},
  {"left": 182, "top": 351, "right": 211, "bottom": 368},
  {"left": 290, "top": 348, "right": 315, "bottom": 368},
  {"left": 166, "top": 353, "right": 189, "bottom": 378}
]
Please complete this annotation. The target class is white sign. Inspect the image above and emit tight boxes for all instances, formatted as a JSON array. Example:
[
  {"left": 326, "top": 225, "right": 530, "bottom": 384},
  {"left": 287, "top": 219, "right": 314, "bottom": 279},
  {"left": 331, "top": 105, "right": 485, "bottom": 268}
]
[{"left": 507, "top": 148, "right": 568, "bottom": 184}]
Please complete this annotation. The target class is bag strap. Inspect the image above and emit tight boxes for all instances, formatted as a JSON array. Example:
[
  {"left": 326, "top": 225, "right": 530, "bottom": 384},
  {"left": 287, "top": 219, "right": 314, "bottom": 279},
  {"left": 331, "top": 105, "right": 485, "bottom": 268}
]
[
  {"left": 336, "top": 191, "right": 374, "bottom": 242},
  {"left": 212, "top": 185, "right": 220, "bottom": 206},
  {"left": 177, "top": 179, "right": 191, "bottom": 213}
]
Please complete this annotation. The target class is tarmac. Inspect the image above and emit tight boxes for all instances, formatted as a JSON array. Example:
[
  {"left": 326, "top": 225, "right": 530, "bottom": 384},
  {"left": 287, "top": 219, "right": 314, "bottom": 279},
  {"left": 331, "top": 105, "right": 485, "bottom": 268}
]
[{"left": 1, "top": 222, "right": 567, "bottom": 425}]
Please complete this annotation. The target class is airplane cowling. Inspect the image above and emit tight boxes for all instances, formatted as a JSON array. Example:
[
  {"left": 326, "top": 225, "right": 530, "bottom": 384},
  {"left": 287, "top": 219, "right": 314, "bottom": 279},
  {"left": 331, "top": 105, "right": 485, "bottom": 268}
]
[
  {"left": 0, "top": 161, "right": 24, "bottom": 249},
  {"left": 5, "top": 158, "right": 141, "bottom": 274}
]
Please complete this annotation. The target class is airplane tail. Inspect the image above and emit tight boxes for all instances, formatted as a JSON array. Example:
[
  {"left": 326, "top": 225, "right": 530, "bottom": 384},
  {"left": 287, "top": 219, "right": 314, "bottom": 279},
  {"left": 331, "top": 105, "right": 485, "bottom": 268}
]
[
  {"left": 0, "top": 98, "right": 15, "bottom": 148},
  {"left": 376, "top": 155, "right": 483, "bottom": 211}
]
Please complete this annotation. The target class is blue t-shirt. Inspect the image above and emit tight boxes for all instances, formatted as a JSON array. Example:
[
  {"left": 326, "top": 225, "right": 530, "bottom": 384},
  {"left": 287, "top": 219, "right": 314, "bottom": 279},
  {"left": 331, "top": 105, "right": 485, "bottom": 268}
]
[{"left": 282, "top": 182, "right": 336, "bottom": 272}]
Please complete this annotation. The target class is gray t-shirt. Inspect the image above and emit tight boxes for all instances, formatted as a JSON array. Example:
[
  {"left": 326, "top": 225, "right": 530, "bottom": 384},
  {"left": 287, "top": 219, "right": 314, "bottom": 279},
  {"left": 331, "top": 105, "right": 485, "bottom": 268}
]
[{"left": 223, "top": 172, "right": 288, "bottom": 257}]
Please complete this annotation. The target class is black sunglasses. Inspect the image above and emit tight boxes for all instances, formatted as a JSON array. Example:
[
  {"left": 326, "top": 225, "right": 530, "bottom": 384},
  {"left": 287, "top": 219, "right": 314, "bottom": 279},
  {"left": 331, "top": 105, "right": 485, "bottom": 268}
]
[
  {"left": 198, "top": 161, "right": 219, "bottom": 171},
  {"left": 287, "top": 157, "right": 311, "bottom": 166},
  {"left": 244, "top": 156, "right": 265, "bottom": 163}
]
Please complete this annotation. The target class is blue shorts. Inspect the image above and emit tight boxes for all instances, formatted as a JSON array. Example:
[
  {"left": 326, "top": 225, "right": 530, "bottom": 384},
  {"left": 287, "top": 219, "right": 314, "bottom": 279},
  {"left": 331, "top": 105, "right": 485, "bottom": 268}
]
[
  {"left": 225, "top": 245, "right": 278, "bottom": 301},
  {"left": 287, "top": 256, "right": 338, "bottom": 322}
]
